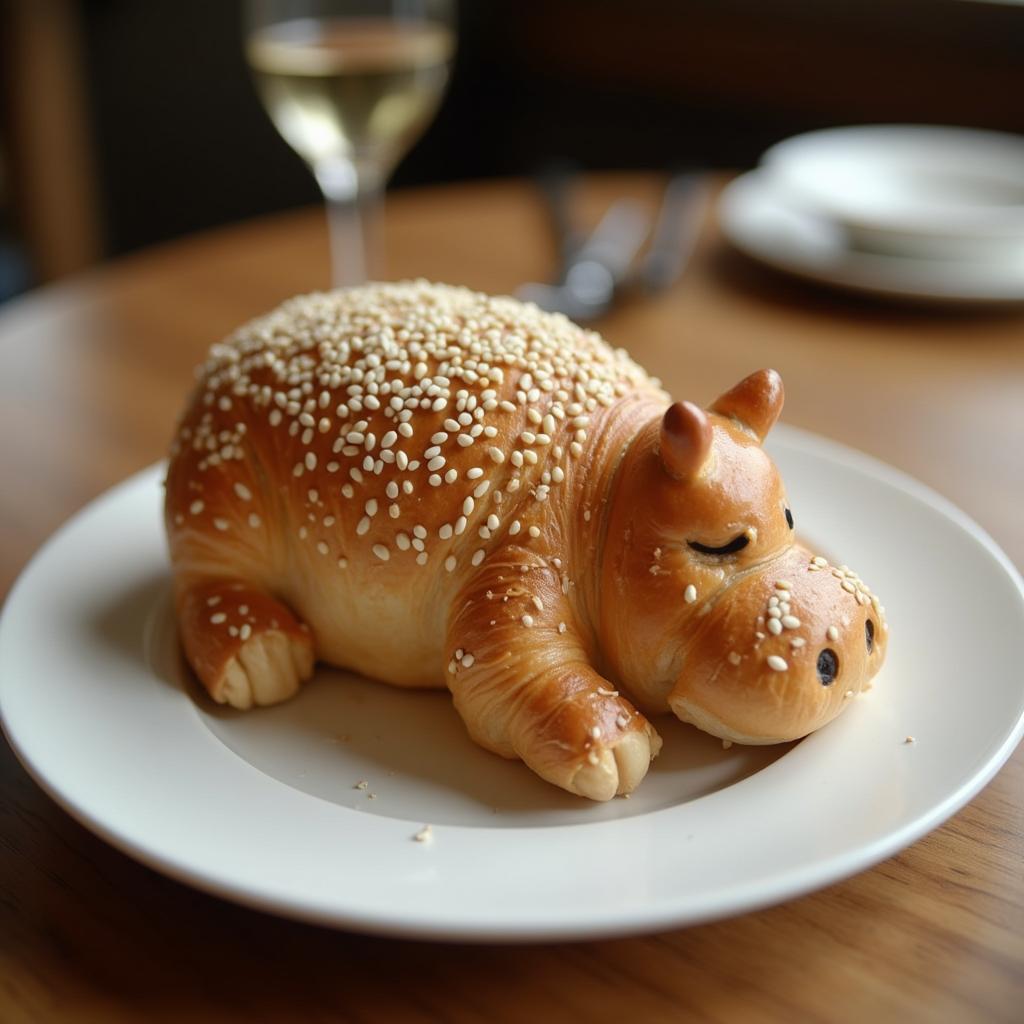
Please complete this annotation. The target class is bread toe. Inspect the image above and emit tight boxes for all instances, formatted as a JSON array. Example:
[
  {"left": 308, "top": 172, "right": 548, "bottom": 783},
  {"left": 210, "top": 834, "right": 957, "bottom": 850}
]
[{"left": 214, "top": 629, "right": 314, "bottom": 709}]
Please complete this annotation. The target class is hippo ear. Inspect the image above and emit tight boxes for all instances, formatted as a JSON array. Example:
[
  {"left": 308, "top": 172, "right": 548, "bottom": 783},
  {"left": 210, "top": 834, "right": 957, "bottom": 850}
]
[
  {"left": 709, "top": 368, "right": 784, "bottom": 442},
  {"left": 660, "top": 401, "right": 712, "bottom": 481}
]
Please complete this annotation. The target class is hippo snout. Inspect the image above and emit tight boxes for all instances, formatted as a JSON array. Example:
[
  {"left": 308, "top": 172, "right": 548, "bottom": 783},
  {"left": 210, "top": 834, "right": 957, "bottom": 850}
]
[{"left": 668, "top": 549, "right": 887, "bottom": 745}]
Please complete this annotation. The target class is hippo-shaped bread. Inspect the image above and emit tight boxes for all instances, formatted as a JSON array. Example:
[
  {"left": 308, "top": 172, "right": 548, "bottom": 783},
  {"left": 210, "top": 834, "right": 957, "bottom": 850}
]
[{"left": 165, "top": 282, "right": 887, "bottom": 800}]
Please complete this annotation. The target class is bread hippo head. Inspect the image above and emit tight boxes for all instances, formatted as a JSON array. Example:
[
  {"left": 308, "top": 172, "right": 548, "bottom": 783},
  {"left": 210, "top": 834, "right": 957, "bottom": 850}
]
[{"left": 602, "top": 368, "right": 887, "bottom": 744}]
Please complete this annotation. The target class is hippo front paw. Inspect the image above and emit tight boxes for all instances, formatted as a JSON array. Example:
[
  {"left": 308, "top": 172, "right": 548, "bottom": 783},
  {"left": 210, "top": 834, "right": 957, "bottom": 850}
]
[{"left": 569, "top": 724, "right": 663, "bottom": 801}]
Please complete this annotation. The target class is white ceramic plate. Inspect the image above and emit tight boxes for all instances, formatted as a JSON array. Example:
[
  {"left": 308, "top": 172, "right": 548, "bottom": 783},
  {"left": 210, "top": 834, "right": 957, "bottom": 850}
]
[
  {"left": 761, "top": 125, "right": 1024, "bottom": 248},
  {"left": 2, "top": 427, "right": 1023, "bottom": 941},
  {"left": 719, "top": 171, "right": 1024, "bottom": 305}
]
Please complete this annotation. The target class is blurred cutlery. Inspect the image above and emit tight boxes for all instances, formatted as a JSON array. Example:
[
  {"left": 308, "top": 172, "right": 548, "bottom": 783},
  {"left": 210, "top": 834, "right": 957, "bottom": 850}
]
[
  {"left": 638, "top": 171, "right": 709, "bottom": 292},
  {"left": 518, "top": 172, "right": 650, "bottom": 321}
]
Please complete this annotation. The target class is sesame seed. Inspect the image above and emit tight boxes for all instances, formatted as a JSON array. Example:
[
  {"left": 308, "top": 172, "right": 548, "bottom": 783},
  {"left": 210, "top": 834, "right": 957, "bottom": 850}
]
[
  {"left": 509, "top": 520, "right": 521, "bottom": 535},
  {"left": 317, "top": 541, "right": 329, "bottom": 555},
  {"left": 767, "top": 655, "right": 788, "bottom": 672},
  {"left": 467, "top": 467, "right": 484, "bottom": 479},
  {"left": 365, "top": 499, "right": 378, "bottom": 517},
  {"left": 445, "top": 555, "right": 457, "bottom": 572},
  {"left": 521, "top": 614, "right": 534, "bottom": 627},
  {"left": 416, "top": 552, "right": 428, "bottom": 565},
  {"left": 775, "top": 580, "right": 792, "bottom": 590},
  {"left": 189, "top": 500, "right": 204, "bottom": 515},
  {"left": 827, "top": 625, "right": 839, "bottom": 641},
  {"left": 462, "top": 654, "right": 475, "bottom": 668},
  {"left": 528, "top": 525, "right": 541, "bottom": 538},
  {"left": 684, "top": 584, "right": 697, "bottom": 604},
  {"left": 781, "top": 615, "right": 801, "bottom": 629},
  {"left": 239, "top": 623, "right": 252, "bottom": 641},
  {"left": 372, "top": 544, "right": 390, "bottom": 561},
  {"left": 812, "top": 556, "right": 828, "bottom": 566},
  {"left": 428, "top": 456, "right": 446, "bottom": 472},
  {"left": 488, "top": 447, "right": 505, "bottom": 463},
  {"left": 338, "top": 557, "right": 348, "bottom": 568},
  {"left": 463, "top": 496, "right": 475, "bottom": 516},
  {"left": 439, "top": 523, "right": 453, "bottom": 540},
  {"left": 767, "top": 618, "right": 782, "bottom": 635},
  {"left": 728, "top": 652, "right": 741, "bottom": 665},
  {"left": 357, "top": 516, "right": 371, "bottom": 535},
  {"left": 471, "top": 549, "right": 485, "bottom": 566},
  {"left": 213, "top": 517, "right": 230, "bottom": 531},
  {"left": 233, "top": 483, "right": 252, "bottom": 501},
  {"left": 210, "top": 612, "right": 226, "bottom": 624},
  {"left": 305, "top": 453, "right": 317, "bottom": 471}
]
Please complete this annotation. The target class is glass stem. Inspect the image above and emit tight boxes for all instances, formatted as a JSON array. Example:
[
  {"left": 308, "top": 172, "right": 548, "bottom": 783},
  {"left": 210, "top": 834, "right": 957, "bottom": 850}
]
[{"left": 314, "top": 158, "right": 384, "bottom": 289}]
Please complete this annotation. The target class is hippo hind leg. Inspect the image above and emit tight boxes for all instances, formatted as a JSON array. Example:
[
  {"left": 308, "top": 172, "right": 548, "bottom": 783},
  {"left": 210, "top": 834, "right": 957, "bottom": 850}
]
[{"left": 176, "top": 578, "right": 315, "bottom": 710}]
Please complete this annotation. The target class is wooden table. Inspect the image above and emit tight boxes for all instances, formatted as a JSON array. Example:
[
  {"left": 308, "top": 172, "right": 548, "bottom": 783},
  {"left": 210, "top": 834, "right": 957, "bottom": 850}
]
[{"left": 1, "top": 176, "right": 1022, "bottom": 1022}]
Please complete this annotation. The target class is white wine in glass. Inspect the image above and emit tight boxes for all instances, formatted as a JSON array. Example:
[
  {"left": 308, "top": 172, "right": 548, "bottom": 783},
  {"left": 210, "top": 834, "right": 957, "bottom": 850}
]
[{"left": 245, "top": 2, "right": 455, "bottom": 287}]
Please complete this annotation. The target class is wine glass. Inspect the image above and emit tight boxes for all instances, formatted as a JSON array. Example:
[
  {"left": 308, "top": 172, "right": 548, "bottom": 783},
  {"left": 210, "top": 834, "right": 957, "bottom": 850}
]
[{"left": 245, "top": 0, "right": 456, "bottom": 287}]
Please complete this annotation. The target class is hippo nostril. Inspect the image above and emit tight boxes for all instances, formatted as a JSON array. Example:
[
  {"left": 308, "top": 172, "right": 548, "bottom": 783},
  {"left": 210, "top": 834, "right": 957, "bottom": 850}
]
[
  {"left": 866, "top": 619, "right": 875, "bottom": 653},
  {"left": 817, "top": 648, "right": 839, "bottom": 686}
]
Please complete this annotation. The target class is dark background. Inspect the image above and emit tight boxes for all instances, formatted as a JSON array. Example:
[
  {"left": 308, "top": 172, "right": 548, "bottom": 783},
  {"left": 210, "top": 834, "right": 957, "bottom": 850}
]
[{"left": 3, "top": 0, "right": 1024, "bottom": 295}]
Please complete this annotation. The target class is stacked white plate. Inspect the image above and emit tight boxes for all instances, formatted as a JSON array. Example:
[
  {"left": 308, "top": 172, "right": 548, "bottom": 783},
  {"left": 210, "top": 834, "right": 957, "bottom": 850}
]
[{"left": 719, "top": 125, "right": 1024, "bottom": 304}]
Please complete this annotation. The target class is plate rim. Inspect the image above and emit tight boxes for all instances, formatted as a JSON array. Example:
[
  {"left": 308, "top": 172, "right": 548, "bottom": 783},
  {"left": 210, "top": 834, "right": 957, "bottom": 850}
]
[{"left": 2, "top": 427, "right": 1023, "bottom": 942}]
